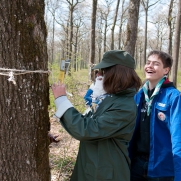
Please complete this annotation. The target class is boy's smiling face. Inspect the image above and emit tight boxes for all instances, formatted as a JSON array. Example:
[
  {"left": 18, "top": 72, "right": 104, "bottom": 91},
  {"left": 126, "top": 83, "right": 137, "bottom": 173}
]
[{"left": 144, "top": 55, "right": 170, "bottom": 86}]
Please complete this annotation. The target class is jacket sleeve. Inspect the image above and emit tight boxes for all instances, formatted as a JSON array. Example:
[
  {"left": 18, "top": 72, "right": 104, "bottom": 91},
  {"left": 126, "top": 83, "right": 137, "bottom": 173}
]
[
  {"left": 84, "top": 89, "right": 93, "bottom": 105},
  {"left": 54, "top": 96, "right": 73, "bottom": 118},
  {"left": 59, "top": 100, "right": 136, "bottom": 141},
  {"left": 170, "top": 93, "right": 181, "bottom": 181}
]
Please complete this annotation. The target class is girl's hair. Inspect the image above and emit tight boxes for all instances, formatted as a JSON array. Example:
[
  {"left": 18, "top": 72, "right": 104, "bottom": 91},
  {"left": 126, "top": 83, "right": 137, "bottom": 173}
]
[
  {"left": 103, "top": 64, "right": 142, "bottom": 94},
  {"left": 147, "top": 50, "right": 173, "bottom": 68}
]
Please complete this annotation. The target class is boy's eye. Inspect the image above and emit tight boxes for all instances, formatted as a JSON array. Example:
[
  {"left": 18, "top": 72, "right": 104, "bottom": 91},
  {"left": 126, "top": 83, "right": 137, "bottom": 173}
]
[{"left": 154, "top": 62, "right": 160, "bottom": 66}]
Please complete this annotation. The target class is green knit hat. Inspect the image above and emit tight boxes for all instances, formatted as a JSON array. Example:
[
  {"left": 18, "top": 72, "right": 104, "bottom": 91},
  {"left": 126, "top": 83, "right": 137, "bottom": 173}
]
[{"left": 93, "top": 50, "right": 135, "bottom": 69}]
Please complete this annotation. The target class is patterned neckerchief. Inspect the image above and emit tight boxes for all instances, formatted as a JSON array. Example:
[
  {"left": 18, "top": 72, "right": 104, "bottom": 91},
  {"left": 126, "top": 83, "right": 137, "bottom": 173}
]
[{"left": 143, "top": 76, "right": 166, "bottom": 116}]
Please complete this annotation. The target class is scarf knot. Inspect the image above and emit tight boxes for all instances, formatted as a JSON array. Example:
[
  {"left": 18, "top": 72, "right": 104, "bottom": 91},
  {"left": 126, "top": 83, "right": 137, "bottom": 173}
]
[{"left": 143, "top": 76, "right": 166, "bottom": 116}]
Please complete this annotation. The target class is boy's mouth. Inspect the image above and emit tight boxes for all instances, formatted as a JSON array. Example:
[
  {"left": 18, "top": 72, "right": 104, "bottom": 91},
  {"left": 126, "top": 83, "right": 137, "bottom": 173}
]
[{"left": 145, "top": 69, "right": 155, "bottom": 74}]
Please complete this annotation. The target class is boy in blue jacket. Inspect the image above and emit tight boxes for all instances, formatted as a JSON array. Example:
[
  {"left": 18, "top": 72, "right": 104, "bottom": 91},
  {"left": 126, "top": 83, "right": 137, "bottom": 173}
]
[{"left": 129, "top": 50, "right": 181, "bottom": 181}]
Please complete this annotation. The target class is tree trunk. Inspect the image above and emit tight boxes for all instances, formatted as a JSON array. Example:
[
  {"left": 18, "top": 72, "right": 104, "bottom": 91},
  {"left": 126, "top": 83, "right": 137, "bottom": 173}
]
[
  {"left": 118, "top": 0, "right": 126, "bottom": 50},
  {"left": 89, "top": 0, "right": 97, "bottom": 80},
  {"left": 0, "top": 1, "right": 50, "bottom": 181},
  {"left": 69, "top": 6, "right": 73, "bottom": 61},
  {"left": 171, "top": 0, "right": 181, "bottom": 86},
  {"left": 141, "top": 0, "right": 149, "bottom": 64},
  {"left": 66, "top": 21, "right": 70, "bottom": 59},
  {"left": 167, "top": 0, "right": 174, "bottom": 55},
  {"left": 51, "top": 15, "right": 55, "bottom": 64},
  {"left": 66, "top": 0, "right": 80, "bottom": 74},
  {"left": 124, "top": 0, "right": 140, "bottom": 57},
  {"left": 74, "top": 26, "right": 79, "bottom": 71},
  {"left": 103, "top": 18, "right": 108, "bottom": 53},
  {"left": 141, "top": 0, "right": 160, "bottom": 62},
  {"left": 143, "top": 9, "right": 148, "bottom": 64},
  {"left": 111, "top": 0, "right": 120, "bottom": 50}
]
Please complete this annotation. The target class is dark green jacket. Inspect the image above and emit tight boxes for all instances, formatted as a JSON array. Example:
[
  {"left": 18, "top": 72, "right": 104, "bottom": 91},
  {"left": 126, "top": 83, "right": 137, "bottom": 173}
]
[{"left": 60, "top": 88, "right": 137, "bottom": 181}]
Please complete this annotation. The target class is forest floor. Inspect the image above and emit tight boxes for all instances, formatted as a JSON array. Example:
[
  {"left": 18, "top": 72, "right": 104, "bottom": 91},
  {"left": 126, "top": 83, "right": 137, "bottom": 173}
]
[{"left": 49, "top": 117, "right": 79, "bottom": 181}]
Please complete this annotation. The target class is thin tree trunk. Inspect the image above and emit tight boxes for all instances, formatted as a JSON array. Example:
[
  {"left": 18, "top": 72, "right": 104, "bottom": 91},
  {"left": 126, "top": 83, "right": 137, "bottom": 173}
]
[
  {"left": 141, "top": 0, "right": 160, "bottom": 63},
  {"left": 66, "top": 21, "right": 69, "bottom": 59},
  {"left": 111, "top": 0, "right": 120, "bottom": 50},
  {"left": 171, "top": 0, "right": 181, "bottom": 86},
  {"left": 69, "top": 6, "right": 73, "bottom": 60},
  {"left": 118, "top": 0, "right": 126, "bottom": 50},
  {"left": 89, "top": 0, "right": 97, "bottom": 80},
  {"left": 144, "top": 10, "right": 148, "bottom": 64},
  {"left": 167, "top": 0, "right": 174, "bottom": 55},
  {"left": 74, "top": 26, "right": 79, "bottom": 71},
  {"left": 51, "top": 15, "right": 55, "bottom": 63},
  {"left": 0, "top": 1, "right": 50, "bottom": 180},
  {"left": 103, "top": 18, "right": 108, "bottom": 52},
  {"left": 66, "top": 0, "right": 80, "bottom": 74}
]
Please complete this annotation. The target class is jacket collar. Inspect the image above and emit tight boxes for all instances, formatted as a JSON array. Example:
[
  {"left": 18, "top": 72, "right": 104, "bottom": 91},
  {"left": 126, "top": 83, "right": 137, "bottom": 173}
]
[
  {"left": 115, "top": 88, "right": 136, "bottom": 97},
  {"left": 94, "top": 88, "right": 136, "bottom": 116}
]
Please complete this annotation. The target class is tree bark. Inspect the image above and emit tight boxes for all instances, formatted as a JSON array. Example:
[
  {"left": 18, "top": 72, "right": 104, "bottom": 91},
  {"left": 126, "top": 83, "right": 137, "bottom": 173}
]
[
  {"left": 167, "top": 0, "right": 174, "bottom": 55},
  {"left": 124, "top": 0, "right": 140, "bottom": 57},
  {"left": 89, "top": 0, "right": 97, "bottom": 80},
  {"left": 103, "top": 17, "right": 108, "bottom": 52},
  {"left": 66, "top": 0, "right": 82, "bottom": 74},
  {"left": 111, "top": 0, "right": 120, "bottom": 50},
  {"left": 141, "top": 0, "right": 148, "bottom": 64},
  {"left": 171, "top": 0, "right": 181, "bottom": 86},
  {"left": 0, "top": 1, "right": 50, "bottom": 180},
  {"left": 118, "top": 0, "right": 126, "bottom": 50}
]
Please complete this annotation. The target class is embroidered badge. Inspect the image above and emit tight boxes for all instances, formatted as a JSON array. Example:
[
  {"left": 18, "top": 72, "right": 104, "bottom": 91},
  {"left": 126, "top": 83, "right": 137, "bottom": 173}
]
[
  {"left": 158, "top": 102, "right": 166, "bottom": 107},
  {"left": 158, "top": 112, "right": 166, "bottom": 121}
]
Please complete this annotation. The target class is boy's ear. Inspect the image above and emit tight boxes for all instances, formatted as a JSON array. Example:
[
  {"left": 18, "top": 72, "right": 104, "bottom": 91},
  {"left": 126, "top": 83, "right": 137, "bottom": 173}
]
[{"left": 164, "top": 67, "right": 170, "bottom": 75}]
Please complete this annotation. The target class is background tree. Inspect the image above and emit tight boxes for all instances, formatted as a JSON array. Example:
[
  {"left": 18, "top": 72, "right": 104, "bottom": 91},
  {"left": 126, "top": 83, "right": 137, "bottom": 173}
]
[
  {"left": 46, "top": 0, "right": 60, "bottom": 64},
  {"left": 110, "top": 0, "right": 120, "bottom": 50},
  {"left": 72, "top": 11, "right": 85, "bottom": 71},
  {"left": 118, "top": 0, "right": 127, "bottom": 50},
  {"left": 66, "top": 0, "right": 82, "bottom": 61},
  {"left": 135, "top": 29, "right": 144, "bottom": 68},
  {"left": 171, "top": 0, "right": 181, "bottom": 86},
  {"left": 167, "top": 0, "right": 174, "bottom": 55},
  {"left": 124, "top": 0, "right": 141, "bottom": 57},
  {"left": 141, "top": 0, "right": 160, "bottom": 64},
  {"left": 100, "top": 0, "right": 112, "bottom": 52},
  {"left": 96, "top": 11, "right": 104, "bottom": 62},
  {"left": 149, "top": 13, "right": 168, "bottom": 51},
  {"left": 0, "top": 1, "right": 50, "bottom": 181},
  {"left": 89, "top": 0, "right": 98, "bottom": 80}
]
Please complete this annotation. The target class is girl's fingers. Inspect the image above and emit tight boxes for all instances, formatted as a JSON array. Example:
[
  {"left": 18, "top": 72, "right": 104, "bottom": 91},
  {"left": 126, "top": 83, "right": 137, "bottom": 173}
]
[{"left": 51, "top": 83, "right": 65, "bottom": 91}]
